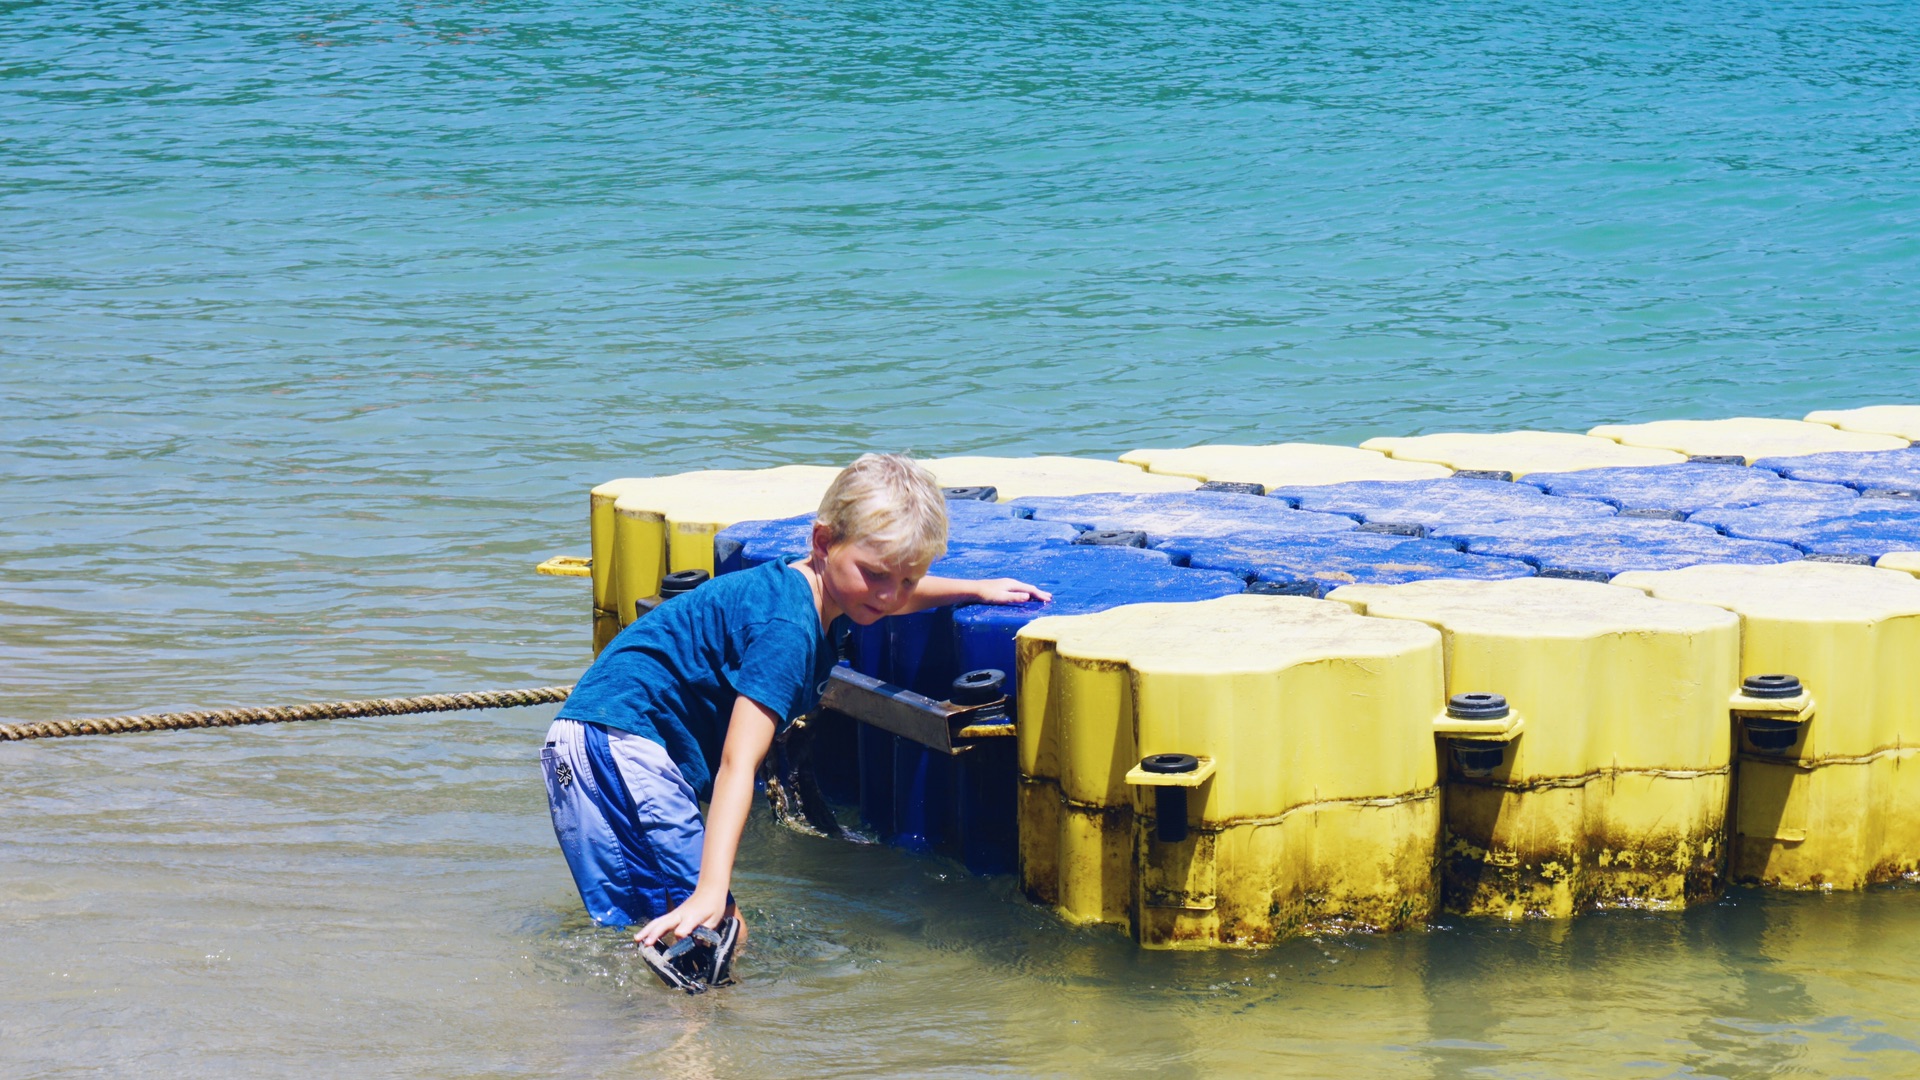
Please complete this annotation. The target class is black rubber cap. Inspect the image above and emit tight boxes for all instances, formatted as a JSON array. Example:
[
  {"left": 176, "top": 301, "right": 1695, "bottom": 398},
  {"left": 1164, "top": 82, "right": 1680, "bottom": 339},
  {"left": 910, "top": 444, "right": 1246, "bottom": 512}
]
[
  {"left": 1863, "top": 487, "right": 1918, "bottom": 500},
  {"left": 1452, "top": 742, "right": 1508, "bottom": 773},
  {"left": 1358, "top": 521, "right": 1427, "bottom": 538},
  {"left": 1140, "top": 752, "right": 1199, "bottom": 775},
  {"left": 1619, "top": 507, "right": 1686, "bottom": 520},
  {"left": 1073, "top": 529, "right": 1148, "bottom": 548},
  {"left": 1742, "top": 673, "right": 1803, "bottom": 699},
  {"left": 1806, "top": 553, "right": 1875, "bottom": 565},
  {"left": 949, "top": 668, "right": 1006, "bottom": 706},
  {"left": 1453, "top": 470, "right": 1515, "bottom": 482},
  {"left": 659, "top": 569, "right": 711, "bottom": 598},
  {"left": 1744, "top": 717, "right": 1802, "bottom": 752},
  {"left": 1688, "top": 454, "right": 1747, "bottom": 466},
  {"left": 1246, "top": 579, "right": 1319, "bottom": 597},
  {"left": 1539, "top": 568, "right": 1612, "bottom": 583},
  {"left": 1448, "top": 692, "right": 1510, "bottom": 720},
  {"left": 942, "top": 486, "right": 998, "bottom": 502},
  {"left": 1197, "top": 480, "right": 1266, "bottom": 496}
]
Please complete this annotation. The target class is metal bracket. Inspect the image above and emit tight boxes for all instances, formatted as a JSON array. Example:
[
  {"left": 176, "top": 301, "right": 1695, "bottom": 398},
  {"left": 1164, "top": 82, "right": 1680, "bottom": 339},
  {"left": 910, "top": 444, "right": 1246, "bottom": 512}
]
[{"left": 817, "top": 666, "right": 1011, "bottom": 755}]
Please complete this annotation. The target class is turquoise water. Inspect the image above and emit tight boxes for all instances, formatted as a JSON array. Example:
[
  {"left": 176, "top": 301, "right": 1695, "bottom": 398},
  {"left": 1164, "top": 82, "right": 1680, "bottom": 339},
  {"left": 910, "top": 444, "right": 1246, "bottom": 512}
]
[{"left": 5, "top": 1, "right": 1920, "bottom": 1075}]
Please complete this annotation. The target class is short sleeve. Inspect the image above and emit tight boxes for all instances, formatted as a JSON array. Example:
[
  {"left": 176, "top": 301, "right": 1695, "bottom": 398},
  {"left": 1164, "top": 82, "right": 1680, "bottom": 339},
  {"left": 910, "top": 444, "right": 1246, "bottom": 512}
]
[{"left": 729, "top": 616, "right": 823, "bottom": 728}]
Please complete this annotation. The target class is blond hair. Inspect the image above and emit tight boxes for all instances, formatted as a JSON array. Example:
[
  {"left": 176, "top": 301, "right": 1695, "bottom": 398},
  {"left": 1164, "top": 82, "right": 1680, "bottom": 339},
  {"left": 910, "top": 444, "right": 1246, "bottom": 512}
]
[{"left": 816, "top": 453, "right": 949, "bottom": 569}]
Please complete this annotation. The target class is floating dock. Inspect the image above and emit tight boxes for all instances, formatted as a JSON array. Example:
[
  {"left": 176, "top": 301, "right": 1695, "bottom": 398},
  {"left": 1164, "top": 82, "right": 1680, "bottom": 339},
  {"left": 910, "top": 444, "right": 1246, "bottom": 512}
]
[{"left": 571, "top": 407, "right": 1920, "bottom": 948}]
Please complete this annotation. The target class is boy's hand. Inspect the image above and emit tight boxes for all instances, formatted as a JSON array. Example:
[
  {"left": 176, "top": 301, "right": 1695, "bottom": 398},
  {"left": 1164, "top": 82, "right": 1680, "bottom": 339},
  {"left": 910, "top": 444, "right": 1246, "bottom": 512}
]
[
  {"left": 975, "top": 578, "right": 1051, "bottom": 605},
  {"left": 638, "top": 890, "right": 732, "bottom": 948}
]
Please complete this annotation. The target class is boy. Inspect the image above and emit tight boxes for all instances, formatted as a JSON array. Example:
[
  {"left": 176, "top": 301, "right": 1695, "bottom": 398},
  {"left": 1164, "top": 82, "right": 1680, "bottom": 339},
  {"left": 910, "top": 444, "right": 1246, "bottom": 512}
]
[{"left": 541, "top": 453, "right": 1049, "bottom": 989}]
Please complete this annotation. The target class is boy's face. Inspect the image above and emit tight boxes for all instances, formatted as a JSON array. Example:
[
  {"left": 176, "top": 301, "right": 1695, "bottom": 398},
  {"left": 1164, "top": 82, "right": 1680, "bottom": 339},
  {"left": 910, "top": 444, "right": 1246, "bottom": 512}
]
[{"left": 814, "top": 528, "right": 929, "bottom": 625}]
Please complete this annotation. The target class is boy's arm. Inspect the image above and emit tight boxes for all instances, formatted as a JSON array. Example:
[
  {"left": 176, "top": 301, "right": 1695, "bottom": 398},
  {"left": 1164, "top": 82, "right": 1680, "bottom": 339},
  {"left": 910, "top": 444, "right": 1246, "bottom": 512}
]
[
  {"left": 902, "top": 574, "right": 1052, "bottom": 614},
  {"left": 636, "top": 694, "right": 777, "bottom": 947}
]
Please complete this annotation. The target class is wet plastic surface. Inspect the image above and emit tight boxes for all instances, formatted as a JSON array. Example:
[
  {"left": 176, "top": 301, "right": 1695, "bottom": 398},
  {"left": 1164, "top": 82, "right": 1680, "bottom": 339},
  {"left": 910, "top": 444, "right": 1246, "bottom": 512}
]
[
  {"left": 1175, "top": 530, "right": 1536, "bottom": 596},
  {"left": 1524, "top": 462, "right": 1859, "bottom": 517},
  {"left": 1693, "top": 499, "right": 1920, "bottom": 559},
  {"left": 934, "top": 546, "right": 1250, "bottom": 693},
  {"left": 1011, "top": 491, "right": 1358, "bottom": 546},
  {"left": 1433, "top": 516, "right": 1805, "bottom": 578},
  {"left": 1753, "top": 447, "right": 1920, "bottom": 493},
  {"left": 1267, "top": 477, "right": 1618, "bottom": 532}
]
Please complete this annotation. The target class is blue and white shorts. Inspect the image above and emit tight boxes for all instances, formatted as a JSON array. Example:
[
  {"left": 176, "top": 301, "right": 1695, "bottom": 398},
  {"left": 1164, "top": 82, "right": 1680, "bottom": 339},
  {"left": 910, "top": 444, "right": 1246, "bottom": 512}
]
[{"left": 542, "top": 718, "right": 707, "bottom": 927}]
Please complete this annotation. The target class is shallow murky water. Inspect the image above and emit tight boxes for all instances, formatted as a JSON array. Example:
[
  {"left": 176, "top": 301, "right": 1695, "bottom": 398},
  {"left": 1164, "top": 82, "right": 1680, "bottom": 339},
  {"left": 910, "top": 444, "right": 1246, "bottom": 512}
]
[
  {"left": 7, "top": 706, "right": 1920, "bottom": 1078},
  {"left": 7, "top": 0, "right": 1920, "bottom": 1075}
]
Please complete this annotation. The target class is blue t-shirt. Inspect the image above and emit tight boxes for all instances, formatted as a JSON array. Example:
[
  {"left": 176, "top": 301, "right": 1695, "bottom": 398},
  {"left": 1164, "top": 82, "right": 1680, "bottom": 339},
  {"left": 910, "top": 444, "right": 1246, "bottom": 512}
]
[{"left": 558, "top": 557, "right": 842, "bottom": 800}]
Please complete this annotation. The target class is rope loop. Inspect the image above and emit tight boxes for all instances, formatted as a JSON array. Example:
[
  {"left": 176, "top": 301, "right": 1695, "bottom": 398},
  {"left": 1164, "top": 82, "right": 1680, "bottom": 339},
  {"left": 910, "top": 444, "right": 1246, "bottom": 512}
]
[{"left": 0, "top": 686, "right": 574, "bottom": 743}]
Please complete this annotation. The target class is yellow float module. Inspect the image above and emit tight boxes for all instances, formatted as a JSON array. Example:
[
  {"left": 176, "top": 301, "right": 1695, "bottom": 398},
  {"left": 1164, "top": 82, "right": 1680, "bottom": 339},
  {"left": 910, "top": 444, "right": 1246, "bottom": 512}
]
[
  {"left": 1116, "top": 442, "right": 1452, "bottom": 489},
  {"left": 1588, "top": 417, "right": 1908, "bottom": 463},
  {"left": 590, "top": 465, "right": 841, "bottom": 633},
  {"left": 1805, "top": 405, "right": 1920, "bottom": 442},
  {"left": 923, "top": 455, "right": 1197, "bottom": 499},
  {"left": 1015, "top": 594, "right": 1446, "bottom": 949},
  {"left": 1358, "top": 431, "right": 1685, "bottom": 478},
  {"left": 1329, "top": 578, "right": 1741, "bottom": 919},
  {"left": 1614, "top": 561, "right": 1920, "bottom": 889},
  {"left": 1875, "top": 551, "right": 1920, "bottom": 578}
]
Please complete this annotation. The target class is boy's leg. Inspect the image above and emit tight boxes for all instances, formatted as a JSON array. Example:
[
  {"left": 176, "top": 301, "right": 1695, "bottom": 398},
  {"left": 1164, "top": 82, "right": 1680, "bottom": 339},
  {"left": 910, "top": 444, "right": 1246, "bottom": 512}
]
[
  {"left": 540, "top": 719, "right": 712, "bottom": 927},
  {"left": 599, "top": 730, "right": 749, "bottom": 955},
  {"left": 600, "top": 727, "right": 707, "bottom": 913}
]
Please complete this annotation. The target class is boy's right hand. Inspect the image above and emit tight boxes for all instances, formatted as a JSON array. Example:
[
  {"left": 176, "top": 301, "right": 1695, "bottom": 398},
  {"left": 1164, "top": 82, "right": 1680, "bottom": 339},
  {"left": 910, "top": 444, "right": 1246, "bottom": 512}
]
[
  {"left": 974, "top": 577, "right": 1052, "bottom": 605},
  {"left": 638, "top": 889, "right": 734, "bottom": 947}
]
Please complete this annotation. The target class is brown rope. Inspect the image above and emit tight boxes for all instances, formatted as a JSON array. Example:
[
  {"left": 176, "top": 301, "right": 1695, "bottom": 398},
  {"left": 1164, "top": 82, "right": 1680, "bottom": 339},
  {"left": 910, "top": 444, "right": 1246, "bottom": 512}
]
[{"left": 0, "top": 685, "right": 574, "bottom": 742}]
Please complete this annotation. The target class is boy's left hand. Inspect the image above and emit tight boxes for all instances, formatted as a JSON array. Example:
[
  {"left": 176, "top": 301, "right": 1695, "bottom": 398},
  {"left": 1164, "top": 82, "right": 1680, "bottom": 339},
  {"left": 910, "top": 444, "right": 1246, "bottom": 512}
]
[{"left": 976, "top": 578, "right": 1051, "bottom": 605}]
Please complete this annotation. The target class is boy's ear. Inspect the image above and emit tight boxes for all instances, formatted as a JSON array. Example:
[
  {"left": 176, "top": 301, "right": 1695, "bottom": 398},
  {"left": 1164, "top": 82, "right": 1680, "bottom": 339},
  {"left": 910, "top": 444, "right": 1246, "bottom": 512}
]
[{"left": 809, "top": 522, "right": 834, "bottom": 558}]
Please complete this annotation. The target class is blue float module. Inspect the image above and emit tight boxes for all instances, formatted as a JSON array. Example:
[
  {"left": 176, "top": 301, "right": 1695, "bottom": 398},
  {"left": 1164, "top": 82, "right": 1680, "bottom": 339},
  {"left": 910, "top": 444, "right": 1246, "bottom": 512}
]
[
  {"left": 1432, "top": 516, "right": 1805, "bottom": 580},
  {"left": 1176, "top": 531, "right": 1535, "bottom": 597},
  {"left": 1266, "top": 477, "right": 1618, "bottom": 533},
  {"left": 1010, "top": 490, "right": 1359, "bottom": 543},
  {"left": 856, "top": 544, "right": 1247, "bottom": 875},
  {"left": 1523, "top": 462, "right": 1859, "bottom": 517},
  {"left": 1692, "top": 497, "right": 1920, "bottom": 560},
  {"left": 1754, "top": 447, "right": 1920, "bottom": 495},
  {"left": 1007, "top": 489, "right": 1532, "bottom": 595}
]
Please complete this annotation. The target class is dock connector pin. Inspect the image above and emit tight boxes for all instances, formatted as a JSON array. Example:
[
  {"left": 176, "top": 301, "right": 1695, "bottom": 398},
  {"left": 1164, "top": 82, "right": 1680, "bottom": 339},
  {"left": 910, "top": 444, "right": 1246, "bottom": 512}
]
[
  {"left": 1730, "top": 674, "right": 1815, "bottom": 754},
  {"left": 1126, "top": 753, "right": 1218, "bottom": 843},
  {"left": 634, "top": 569, "right": 712, "bottom": 619},
  {"left": 1435, "top": 693, "right": 1525, "bottom": 777}
]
